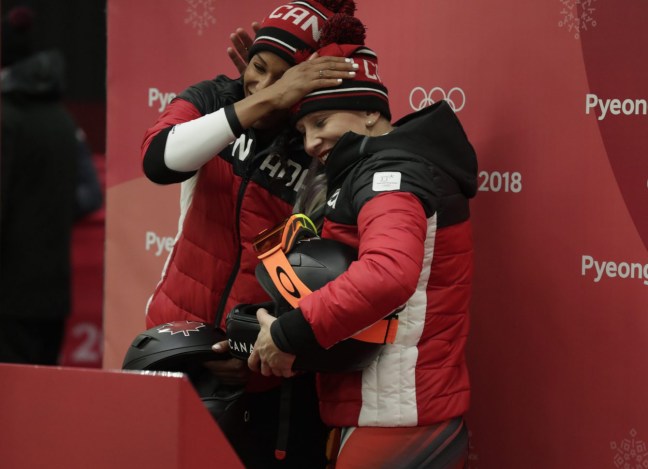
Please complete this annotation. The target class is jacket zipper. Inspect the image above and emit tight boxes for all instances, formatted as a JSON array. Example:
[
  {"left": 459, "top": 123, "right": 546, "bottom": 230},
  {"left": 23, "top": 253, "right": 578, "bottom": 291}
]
[
  {"left": 213, "top": 164, "right": 250, "bottom": 329},
  {"left": 213, "top": 131, "right": 274, "bottom": 329}
]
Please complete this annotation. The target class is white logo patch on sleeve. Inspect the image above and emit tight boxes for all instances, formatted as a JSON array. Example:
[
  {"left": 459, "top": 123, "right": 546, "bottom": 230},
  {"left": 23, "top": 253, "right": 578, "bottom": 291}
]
[{"left": 372, "top": 172, "right": 402, "bottom": 192}]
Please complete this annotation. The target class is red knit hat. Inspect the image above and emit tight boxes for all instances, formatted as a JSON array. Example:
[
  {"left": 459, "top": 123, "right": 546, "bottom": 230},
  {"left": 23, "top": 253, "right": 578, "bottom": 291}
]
[
  {"left": 291, "top": 16, "right": 391, "bottom": 122},
  {"left": 248, "top": 0, "right": 356, "bottom": 65}
]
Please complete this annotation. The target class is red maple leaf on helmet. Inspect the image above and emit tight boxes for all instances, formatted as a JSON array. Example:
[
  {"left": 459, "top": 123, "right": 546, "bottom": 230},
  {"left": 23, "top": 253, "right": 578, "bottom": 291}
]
[{"left": 157, "top": 321, "right": 206, "bottom": 337}]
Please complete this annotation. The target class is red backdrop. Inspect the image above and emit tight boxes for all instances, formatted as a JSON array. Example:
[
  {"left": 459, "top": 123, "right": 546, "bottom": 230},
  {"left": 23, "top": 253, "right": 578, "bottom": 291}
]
[{"left": 105, "top": 1, "right": 648, "bottom": 467}]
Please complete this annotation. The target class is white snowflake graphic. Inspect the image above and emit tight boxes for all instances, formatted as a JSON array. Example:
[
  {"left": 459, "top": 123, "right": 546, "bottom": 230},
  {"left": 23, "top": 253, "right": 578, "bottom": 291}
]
[
  {"left": 185, "top": 0, "right": 216, "bottom": 36},
  {"left": 558, "top": 0, "right": 598, "bottom": 39},
  {"left": 611, "top": 429, "right": 648, "bottom": 469}
]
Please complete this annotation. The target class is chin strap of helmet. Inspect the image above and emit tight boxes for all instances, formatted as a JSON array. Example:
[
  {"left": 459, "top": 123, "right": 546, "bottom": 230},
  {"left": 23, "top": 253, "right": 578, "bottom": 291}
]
[{"left": 274, "top": 379, "right": 293, "bottom": 460}]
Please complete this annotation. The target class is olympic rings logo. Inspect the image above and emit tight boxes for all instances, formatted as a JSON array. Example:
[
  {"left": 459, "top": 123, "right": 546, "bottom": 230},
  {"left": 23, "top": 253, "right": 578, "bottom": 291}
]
[{"left": 409, "top": 87, "right": 466, "bottom": 112}]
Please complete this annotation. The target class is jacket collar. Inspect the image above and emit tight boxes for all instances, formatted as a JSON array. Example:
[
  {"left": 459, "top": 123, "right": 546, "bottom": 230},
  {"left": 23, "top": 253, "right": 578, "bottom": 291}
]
[{"left": 324, "top": 101, "right": 478, "bottom": 197}]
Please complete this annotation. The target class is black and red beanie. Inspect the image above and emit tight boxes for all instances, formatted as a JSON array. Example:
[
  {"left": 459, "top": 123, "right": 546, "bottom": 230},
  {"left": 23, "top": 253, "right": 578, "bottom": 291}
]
[
  {"left": 291, "top": 16, "right": 391, "bottom": 123},
  {"left": 248, "top": 0, "right": 356, "bottom": 66}
]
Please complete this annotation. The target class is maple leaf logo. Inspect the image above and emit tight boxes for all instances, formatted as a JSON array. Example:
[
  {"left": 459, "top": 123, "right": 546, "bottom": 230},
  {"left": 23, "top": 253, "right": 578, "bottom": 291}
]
[{"left": 157, "top": 321, "right": 206, "bottom": 337}]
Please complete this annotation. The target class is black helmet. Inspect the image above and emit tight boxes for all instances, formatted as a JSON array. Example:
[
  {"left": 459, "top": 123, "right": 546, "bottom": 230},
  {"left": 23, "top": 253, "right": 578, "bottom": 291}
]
[
  {"left": 122, "top": 321, "right": 243, "bottom": 421},
  {"left": 227, "top": 237, "right": 387, "bottom": 372}
]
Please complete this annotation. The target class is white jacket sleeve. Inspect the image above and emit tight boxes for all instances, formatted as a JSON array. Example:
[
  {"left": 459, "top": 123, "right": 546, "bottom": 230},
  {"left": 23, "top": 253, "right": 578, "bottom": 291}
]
[{"left": 163, "top": 107, "right": 237, "bottom": 172}]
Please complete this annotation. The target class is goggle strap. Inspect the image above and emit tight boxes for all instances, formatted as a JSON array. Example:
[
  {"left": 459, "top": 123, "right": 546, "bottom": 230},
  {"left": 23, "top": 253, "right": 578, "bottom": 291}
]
[
  {"left": 282, "top": 223, "right": 315, "bottom": 254},
  {"left": 260, "top": 248, "right": 313, "bottom": 309},
  {"left": 352, "top": 317, "right": 399, "bottom": 344}
]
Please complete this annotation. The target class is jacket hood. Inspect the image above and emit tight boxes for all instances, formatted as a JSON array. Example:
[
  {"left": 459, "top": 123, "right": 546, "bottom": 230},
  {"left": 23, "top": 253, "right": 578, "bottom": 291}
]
[
  {"left": 326, "top": 101, "right": 478, "bottom": 198},
  {"left": 1, "top": 49, "right": 65, "bottom": 98}
]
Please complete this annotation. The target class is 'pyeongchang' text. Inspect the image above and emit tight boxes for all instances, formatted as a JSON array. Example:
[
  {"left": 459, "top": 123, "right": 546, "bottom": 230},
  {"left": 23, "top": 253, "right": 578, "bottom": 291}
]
[
  {"left": 582, "top": 255, "right": 648, "bottom": 286},
  {"left": 585, "top": 93, "right": 647, "bottom": 121},
  {"left": 146, "top": 231, "right": 174, "bottom": 256}
]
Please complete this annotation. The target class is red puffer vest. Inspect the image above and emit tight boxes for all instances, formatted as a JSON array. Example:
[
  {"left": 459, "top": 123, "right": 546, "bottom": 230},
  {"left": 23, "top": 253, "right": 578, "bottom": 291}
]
[{"left": 141, "top": 76, "right": 311, "bottom": 332}]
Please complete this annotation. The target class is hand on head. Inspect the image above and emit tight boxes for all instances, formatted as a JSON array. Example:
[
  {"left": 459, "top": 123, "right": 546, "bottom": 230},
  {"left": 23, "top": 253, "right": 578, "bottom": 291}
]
[
  {"left": 266, "top": 55, "right": 358, "bottom": 110},
  {"left": 233, "top": 1, "right": 363, "bottom": 111},
  {"left": 228, "top": 1, "right": 368, "bottom": 129}
]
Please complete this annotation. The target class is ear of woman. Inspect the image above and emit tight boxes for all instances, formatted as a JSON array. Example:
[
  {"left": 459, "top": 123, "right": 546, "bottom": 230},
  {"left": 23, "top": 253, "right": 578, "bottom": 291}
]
[{"left": 365, "top": 110, "right": 382, "bottom": 130}]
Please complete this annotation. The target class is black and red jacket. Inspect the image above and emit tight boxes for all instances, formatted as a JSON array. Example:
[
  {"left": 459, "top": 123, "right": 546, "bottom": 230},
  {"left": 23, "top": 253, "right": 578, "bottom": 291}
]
[
  {"left": 272, "top": 101, "right": 478, "bottom": 426},
  {"left": 141, "top": 75, "right": 311, "bottom": 342}
]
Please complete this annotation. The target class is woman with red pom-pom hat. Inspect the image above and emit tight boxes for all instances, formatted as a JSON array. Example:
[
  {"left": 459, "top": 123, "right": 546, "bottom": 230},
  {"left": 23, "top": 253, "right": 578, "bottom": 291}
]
[
  {"left": 249, "top": 15, "right": 478, "bottom": 469},
  {"left": 139, "top": 2, "right": 361, "bottom": 468}
]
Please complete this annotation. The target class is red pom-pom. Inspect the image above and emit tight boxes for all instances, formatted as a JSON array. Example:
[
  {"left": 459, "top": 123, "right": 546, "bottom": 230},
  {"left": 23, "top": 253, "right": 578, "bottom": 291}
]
[
  {"left": 319, "top": 14, "right": 366, "bottom": 47},
  {"left": 318, "top": 0, "right": 356, "bottom": 16}
]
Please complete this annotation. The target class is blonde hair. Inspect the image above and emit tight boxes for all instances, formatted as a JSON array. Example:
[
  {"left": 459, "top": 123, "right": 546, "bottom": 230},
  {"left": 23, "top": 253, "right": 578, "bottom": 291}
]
[{"left": 293, "top": 157, "right": 328, "bottom": 231}]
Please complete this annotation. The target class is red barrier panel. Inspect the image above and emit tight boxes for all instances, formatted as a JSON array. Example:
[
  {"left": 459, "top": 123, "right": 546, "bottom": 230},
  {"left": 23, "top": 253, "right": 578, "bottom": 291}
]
[{"left": 0, "top": 364, "right": 243, "bottom": 469}]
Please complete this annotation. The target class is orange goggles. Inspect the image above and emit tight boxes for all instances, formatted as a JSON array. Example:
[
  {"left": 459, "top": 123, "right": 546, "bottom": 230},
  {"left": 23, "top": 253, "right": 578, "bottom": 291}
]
[{"left": 253, "top": 213, "right": 318, "bottom": 258}]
